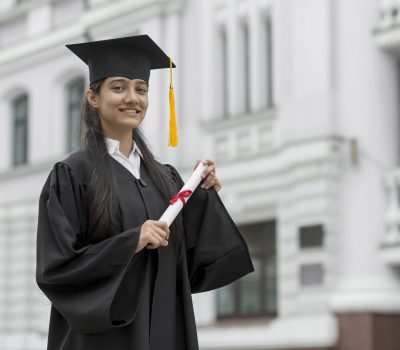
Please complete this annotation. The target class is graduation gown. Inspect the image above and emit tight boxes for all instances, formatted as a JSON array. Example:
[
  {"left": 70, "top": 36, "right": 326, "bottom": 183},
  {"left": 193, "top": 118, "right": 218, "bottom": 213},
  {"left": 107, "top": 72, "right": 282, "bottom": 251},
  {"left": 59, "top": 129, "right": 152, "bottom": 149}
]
[{"left": 36, "top": 149, "right": 254, "bottom": 350}]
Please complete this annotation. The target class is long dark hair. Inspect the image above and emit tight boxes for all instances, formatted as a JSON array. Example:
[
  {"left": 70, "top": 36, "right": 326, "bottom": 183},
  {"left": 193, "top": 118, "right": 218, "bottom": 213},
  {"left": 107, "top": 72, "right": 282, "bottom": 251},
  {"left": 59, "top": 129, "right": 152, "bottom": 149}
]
[{"left": 80, "top": 79, "right": 184, "bottom": 263}]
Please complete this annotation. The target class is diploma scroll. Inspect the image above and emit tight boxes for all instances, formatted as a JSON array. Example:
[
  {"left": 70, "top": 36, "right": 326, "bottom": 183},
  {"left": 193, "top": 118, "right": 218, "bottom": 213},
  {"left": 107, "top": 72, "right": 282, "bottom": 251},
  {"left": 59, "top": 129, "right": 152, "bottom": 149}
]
[{"left": 159, "top": 161, "right": 208, "bottom": 227}]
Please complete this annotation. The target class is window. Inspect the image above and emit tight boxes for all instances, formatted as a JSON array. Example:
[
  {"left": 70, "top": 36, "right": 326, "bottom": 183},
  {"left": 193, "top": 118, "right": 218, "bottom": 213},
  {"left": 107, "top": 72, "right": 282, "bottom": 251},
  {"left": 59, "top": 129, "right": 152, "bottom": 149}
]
[
  {"left": 240, "top": 21, "right": 251, "bottom": 113},
  {"left": 300, "top": 263, "right": 324, "bottom": 286},
  {"left": 299, "top": 224, "right": 324, "bottom": 248},
  {"left": 264, "top": 14, "right": 273, "bottom": 108},
  {"left": 66, "top": 77, "right": 84, "bottom": 152},
  {"left": 219, "top": 27, "right": 229, "bottom": 118},
  {"left": 12, "top": 94, "right": 28, "bottom": 166},
  {"left": 217, "top": 221, "right": 277, "bottom": 319}
]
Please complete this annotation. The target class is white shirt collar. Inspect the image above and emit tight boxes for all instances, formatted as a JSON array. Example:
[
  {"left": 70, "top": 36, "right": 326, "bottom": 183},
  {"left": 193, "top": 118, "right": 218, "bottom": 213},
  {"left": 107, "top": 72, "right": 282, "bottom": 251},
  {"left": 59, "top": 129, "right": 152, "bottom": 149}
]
[{"left": 104, "top": 137, "right": 143, "bottom": 159}]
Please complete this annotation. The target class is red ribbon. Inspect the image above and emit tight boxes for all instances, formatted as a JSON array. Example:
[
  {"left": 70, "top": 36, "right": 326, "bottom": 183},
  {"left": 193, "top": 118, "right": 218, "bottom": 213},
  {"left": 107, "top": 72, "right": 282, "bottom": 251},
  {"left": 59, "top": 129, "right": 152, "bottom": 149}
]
[{"left": 170, "top": 190, "right": 193, "bottom": 205}]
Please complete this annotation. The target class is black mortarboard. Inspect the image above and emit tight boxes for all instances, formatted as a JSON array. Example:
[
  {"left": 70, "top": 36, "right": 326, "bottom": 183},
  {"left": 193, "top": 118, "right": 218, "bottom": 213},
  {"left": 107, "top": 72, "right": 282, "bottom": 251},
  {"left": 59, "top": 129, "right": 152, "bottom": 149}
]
[{"left": 65, "top": 34, "right": 176, "bottom": 85}]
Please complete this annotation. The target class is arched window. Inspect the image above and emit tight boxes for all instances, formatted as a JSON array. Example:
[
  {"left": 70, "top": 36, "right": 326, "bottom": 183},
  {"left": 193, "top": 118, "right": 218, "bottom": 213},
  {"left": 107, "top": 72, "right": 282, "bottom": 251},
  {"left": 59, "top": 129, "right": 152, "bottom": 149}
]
[
  {"left": 12, "top": 93, "right": 29, "bottom": 166},
  {"left": 66, "top": 77, "right": 85, "bottom": 152}
]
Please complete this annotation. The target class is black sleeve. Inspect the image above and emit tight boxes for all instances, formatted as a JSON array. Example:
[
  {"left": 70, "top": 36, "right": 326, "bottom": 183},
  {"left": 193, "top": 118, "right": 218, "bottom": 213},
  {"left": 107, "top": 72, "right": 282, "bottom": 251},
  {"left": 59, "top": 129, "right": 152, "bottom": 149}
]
[
  {"left": 36, "top": 163, "right": 148, "bottom": 334},
  {"left": 165, "top": 164, "right": 254, "bottom": 294}
]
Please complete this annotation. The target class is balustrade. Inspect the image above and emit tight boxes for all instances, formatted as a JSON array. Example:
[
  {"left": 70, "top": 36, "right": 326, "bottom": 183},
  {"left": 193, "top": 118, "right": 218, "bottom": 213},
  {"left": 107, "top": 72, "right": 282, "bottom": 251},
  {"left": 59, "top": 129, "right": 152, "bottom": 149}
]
[
  {"left": 377, "top": 0, "right": 400, "bottom": 29},
  {"left": 384, "top": 169, "right": 400, "bottom": 245}
]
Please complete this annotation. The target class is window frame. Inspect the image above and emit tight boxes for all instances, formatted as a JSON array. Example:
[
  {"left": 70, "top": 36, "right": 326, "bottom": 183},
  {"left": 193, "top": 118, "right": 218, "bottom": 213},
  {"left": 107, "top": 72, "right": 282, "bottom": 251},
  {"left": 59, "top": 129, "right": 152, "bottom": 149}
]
[
  {"left": 217, "top": 220, "right": 277, "bottom": 320},
  {"left": 239, "top": 20, "right": 251, "bottom": 114},
  {"left": 218, "top": 26, "right": 229, "bottom": 118},
  {"left": 65, "top": 76, "right": 85, "bottom": 152},
  {"left": 264, "top": 12, "right": 274, "bottom": 108},
  {"left": 12, "top": 93, "right": 29, "bottom": 167}
]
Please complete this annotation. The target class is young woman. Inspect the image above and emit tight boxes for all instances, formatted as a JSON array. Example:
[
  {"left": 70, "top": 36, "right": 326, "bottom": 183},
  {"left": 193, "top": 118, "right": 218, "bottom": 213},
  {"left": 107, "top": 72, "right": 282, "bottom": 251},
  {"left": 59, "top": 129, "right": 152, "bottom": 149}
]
[{"left": 36, "top": 35, "right": 253, "bottom": 350}]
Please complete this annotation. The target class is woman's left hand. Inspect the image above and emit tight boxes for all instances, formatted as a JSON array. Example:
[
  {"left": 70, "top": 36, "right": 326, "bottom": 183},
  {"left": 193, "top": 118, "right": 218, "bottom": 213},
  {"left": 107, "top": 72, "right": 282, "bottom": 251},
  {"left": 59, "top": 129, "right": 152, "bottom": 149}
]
[{"left": 194, "top": 159, "right": 222, "bottom": 192}]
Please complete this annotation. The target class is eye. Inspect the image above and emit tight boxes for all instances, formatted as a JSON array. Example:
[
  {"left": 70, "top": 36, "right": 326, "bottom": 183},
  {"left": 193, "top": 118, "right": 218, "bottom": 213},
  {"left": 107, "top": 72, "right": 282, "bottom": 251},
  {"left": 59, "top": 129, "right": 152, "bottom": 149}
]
[
  {"left": 136, "top": 87, "right": 148, "bottom": 94},
  {"left": 112, "top": 86, "right": 124, "bottom": 92}
]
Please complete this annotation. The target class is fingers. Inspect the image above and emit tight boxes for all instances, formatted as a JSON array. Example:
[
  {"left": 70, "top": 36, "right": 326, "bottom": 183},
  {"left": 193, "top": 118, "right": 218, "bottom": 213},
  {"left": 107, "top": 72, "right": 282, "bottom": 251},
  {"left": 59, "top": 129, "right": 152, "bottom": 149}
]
[
  {"left": 201, "top": 160, "right": 215, "bottom": 185},
  {"left": 142, "top": 220, "right": 170, "bottom": 250},
  {"left": 147, "top": 233, "right": 167, "bottom": 249},
  {"left": 153, "top": 220, "right": 170, "bottom": 240},
  {"left": 201, "top": 173, "right": 215, "bottom": 189},
  {"left": 136, "top": 220, "right": 170, "bottom": 253},
  {"left": 202, "top": 176, "right": 222, "bottom": 191},
  {"left": 200, "top": 159, "right": 222, "bottom": 192},
  {"left": 150, "top": 230, "right": 169, "bottom": 247}
]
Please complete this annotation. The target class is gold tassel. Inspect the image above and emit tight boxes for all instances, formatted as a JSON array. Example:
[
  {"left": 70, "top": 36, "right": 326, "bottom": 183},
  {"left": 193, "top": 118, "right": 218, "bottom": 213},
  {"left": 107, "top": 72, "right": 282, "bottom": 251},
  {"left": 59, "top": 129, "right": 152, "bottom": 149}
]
[{"left": 168, "top": 56, "right": 178, "bottom": 147}]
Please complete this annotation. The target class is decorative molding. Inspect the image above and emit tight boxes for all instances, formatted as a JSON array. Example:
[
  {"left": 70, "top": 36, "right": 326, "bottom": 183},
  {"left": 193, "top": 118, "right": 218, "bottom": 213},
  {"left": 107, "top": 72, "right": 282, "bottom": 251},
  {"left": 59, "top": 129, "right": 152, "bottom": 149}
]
[
  {"left": 0, "top": 0, "right": 185, "bottom": 76},
  {"left": 0, "top": 0, "right": 48, "bottom": 24}
]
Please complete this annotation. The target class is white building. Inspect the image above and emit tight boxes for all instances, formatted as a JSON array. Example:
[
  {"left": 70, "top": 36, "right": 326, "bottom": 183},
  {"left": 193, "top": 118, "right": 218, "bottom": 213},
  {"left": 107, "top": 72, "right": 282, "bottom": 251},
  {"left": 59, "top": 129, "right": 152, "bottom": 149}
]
[{"left": 0, "top": 0, "right": 399, "bottom": 349}]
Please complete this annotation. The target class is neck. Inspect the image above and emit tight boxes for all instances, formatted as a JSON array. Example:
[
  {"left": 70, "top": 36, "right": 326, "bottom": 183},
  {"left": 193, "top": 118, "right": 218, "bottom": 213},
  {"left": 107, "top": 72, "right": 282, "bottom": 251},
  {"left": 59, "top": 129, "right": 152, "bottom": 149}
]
[{"left": 104, "top": 130, "right": 133, "bottom": 158}]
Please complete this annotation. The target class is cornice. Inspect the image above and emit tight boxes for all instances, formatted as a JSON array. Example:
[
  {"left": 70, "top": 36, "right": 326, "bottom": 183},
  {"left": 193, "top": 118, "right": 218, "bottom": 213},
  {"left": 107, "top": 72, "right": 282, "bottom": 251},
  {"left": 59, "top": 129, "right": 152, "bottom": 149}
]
[{"left": 0, "top": 0, "right": 185, "bottom": 77}]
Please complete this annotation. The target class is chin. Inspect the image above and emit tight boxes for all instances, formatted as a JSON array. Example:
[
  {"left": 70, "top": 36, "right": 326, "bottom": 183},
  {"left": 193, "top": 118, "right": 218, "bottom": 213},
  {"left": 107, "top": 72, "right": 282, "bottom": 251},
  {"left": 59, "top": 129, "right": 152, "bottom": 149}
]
[{"left": 121, "top": 122, "right": 141, "bottom": 131}]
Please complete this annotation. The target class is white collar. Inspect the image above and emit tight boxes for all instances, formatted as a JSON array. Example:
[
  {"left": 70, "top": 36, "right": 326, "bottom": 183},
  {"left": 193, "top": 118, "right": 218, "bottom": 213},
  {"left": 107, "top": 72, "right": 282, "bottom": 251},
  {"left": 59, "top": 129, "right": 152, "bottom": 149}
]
[{"left": 104, "top": 137, "right": 143, "bottom": 158}]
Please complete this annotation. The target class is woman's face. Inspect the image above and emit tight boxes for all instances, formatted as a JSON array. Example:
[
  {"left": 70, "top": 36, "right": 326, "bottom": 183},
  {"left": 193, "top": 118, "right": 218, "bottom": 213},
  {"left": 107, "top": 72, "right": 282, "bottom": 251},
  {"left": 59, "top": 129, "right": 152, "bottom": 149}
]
[{"left": 87, "top": 77, "right": 149, "bottom": 134}]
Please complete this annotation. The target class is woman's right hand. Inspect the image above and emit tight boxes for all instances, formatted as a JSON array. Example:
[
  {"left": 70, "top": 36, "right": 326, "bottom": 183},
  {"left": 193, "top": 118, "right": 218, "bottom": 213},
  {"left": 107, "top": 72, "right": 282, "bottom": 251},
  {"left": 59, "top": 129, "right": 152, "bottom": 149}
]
[{"left": 135, "top": 220, "right": 170, "bottom": 253}]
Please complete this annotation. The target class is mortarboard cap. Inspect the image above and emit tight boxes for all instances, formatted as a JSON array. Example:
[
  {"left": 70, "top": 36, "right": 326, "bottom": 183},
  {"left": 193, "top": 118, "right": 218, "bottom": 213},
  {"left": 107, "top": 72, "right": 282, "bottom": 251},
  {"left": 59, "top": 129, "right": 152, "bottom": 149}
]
[
  {"left": 65, "top": 34, "right": 179, "bottom": 147},
  {"left": 65, "top": 34, "right": 176, "bottom": 85}
]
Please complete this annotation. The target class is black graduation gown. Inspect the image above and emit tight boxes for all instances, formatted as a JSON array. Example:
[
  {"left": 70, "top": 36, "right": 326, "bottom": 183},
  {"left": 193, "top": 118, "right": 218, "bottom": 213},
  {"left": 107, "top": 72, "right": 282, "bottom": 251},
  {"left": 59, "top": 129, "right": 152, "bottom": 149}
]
[{"left": 36, "top": 149, "right": 254, "bottom": 350}]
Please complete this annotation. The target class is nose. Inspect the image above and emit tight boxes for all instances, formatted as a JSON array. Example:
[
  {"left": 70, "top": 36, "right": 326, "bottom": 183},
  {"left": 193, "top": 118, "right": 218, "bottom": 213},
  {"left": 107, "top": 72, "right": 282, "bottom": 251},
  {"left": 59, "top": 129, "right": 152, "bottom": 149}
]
[{"left": 123, "top": 88, "right": 139, "bottom": 104}]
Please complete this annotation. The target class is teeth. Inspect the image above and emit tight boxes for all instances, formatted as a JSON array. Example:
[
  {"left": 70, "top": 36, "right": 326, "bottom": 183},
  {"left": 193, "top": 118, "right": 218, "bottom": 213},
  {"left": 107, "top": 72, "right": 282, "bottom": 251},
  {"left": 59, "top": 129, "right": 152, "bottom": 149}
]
[{"left": 121, "top": 109, "right": 138, "bottom": 114}]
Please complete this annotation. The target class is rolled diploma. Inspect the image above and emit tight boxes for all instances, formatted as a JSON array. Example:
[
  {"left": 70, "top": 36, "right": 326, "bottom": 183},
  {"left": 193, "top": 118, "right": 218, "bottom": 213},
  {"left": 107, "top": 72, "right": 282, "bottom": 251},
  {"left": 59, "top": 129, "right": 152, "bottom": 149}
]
[{"left": 159, "top": 161, "right": 208, "bottom": 227}]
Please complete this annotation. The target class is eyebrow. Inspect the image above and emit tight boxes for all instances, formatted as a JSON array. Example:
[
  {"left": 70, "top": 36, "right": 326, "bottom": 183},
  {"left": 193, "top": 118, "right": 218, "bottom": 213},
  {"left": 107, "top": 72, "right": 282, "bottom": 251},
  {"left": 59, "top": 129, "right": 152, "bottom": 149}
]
[
  {"left": 108, "top": 78, "right": 128, "bottom": 84},
  {"left": 108, "top": 78, "right": 147, "bottom": 85}
]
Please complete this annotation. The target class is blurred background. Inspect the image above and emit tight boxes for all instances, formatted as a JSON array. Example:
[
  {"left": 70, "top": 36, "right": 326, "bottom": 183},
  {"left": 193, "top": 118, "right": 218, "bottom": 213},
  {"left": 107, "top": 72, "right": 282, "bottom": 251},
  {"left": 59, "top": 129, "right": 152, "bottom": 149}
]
[{"left": 1, "top": 0, "right": 400, "bottom": 349}]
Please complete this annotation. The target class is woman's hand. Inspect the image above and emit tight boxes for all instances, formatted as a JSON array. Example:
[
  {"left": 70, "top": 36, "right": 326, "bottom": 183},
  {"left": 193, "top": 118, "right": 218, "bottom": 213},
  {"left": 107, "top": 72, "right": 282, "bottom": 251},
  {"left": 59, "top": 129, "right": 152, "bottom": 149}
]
[
  {"left": 194, "top": 159, "right": 222, "bottom": 192},
  {"left": 135, "top": 220, "right": 169, "bottom": 253}
]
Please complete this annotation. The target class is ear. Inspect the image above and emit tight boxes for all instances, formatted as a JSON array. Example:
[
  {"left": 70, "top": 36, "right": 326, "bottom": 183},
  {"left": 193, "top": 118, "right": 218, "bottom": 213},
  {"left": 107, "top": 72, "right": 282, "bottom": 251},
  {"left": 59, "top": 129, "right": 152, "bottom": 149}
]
[{"left": 86, "top": 89, "right": 98, "bottom": 108}]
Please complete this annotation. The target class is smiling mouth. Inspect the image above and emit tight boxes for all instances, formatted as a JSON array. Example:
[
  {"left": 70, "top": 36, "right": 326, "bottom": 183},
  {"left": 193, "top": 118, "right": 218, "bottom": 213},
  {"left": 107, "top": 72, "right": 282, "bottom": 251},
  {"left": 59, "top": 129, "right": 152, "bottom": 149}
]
[{"left": 119, "top": 108, "right": 140, "bottom": 116}]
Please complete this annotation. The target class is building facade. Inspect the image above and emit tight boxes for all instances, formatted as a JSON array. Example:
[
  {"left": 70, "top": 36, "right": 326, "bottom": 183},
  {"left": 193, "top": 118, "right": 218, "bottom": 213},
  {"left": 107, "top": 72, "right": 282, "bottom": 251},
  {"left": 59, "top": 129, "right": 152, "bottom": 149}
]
[{"left": 0, "top": 0, "right": 400, "bottom": 349}]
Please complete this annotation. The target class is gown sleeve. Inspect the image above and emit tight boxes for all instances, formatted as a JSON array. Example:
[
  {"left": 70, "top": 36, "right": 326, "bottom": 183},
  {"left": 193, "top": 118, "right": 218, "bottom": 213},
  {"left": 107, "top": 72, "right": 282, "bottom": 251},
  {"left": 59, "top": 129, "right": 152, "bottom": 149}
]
[
  {"left": 165, "top": 164, "right": 254, "bottom": 294},
  {"left": 36, "top": 162, "right": 148, "bottom": 334}
]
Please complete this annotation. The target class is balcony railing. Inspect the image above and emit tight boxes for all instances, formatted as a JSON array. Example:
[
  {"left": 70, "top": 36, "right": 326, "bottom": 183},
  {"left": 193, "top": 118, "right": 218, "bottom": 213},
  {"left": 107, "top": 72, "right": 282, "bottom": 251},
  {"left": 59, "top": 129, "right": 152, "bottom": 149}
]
[
  {"left": 377, "top": 0, "right": 400, "bottom": 30},
  {"left": 382, "top": 168, "right": 400, "bottom": 264}
]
